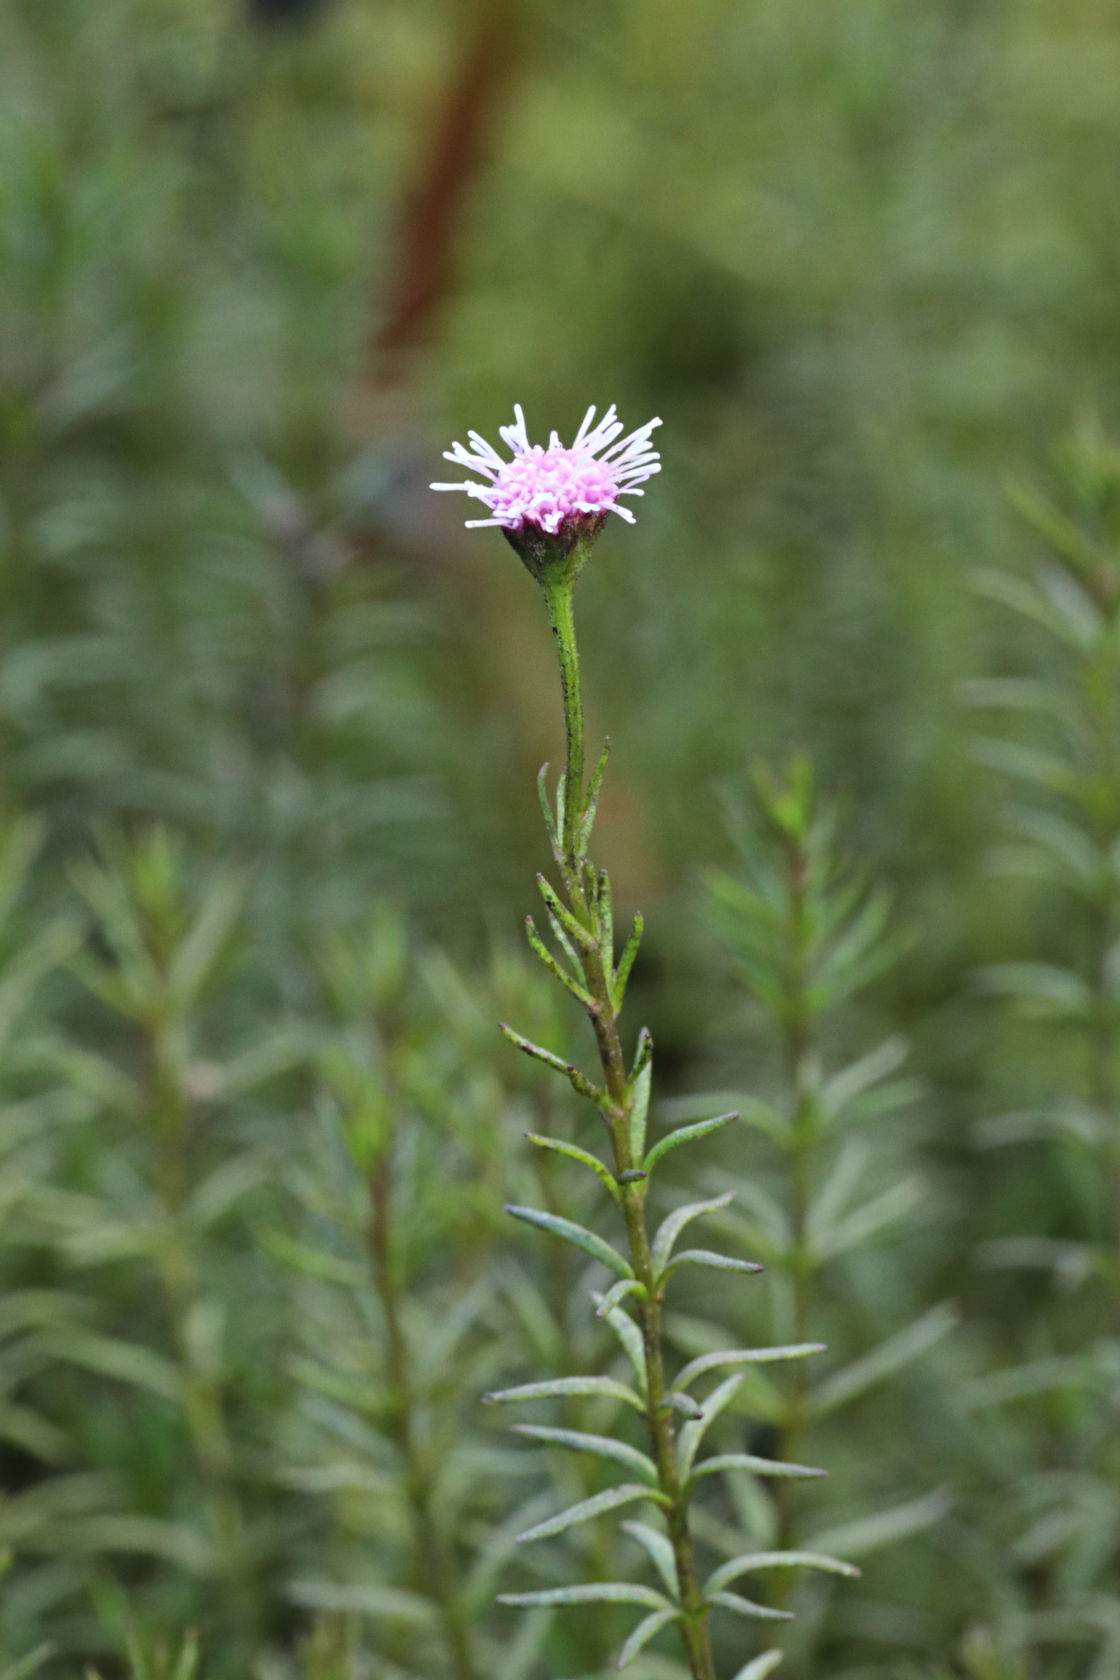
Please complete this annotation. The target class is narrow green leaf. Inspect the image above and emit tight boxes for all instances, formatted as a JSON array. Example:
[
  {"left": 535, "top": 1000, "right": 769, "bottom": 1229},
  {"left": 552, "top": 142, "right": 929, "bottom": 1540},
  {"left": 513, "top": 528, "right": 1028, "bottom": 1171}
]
[
  {"left": 525, "top": 1132, "right": 619, "bottom": 1200},
  {"left": 673, "top": 1344, "right": 826, "bottom": 1394},
  {"left": 56, "top": 1512, "right": 214, "bottom": 1572},
  {"left": 731, "top": 1655, "right": 783, "bottom": 1680},
  {"left": 736, "top": 1096, "right": 792, "bottom": 1144},
  {"left": 611, "top": 913, "right": 644, "bottom": 1012},
  {"left": 814, "top": 1177, "right": 922, "bottom": 1261},
  {"left": 499, "top": 1583, "right": 670, "bottom": 1610},
  {"left": 483, "top": 1376, "right": 644, "bottom": 1411},
  {"left": 512, "top": 1424, "right": 658, "bottom": 1484},
  {"left": 287, "top": 1580, "right": 434, "bottom": 1620},
  {"left": 168, "top": 873, "right": 245, "bottom": 1008},
  {"left": 805, "top": 1136, "right": 871, "bottom": 1243},
  {"left": 616, "top": 1607, "right": 680, "bottom": 1669},
  {"left": 706, "top": 1552, "right": 860, "bottom": 1593},
  {"left": 963, "top": 1356, "right": 1084, "bottom": 1409},
  {"left": 628, "top": 1063, "right": 653, "bottom": 1163},
  {"left": 815, "top": 887, "right": 896, "bottom": 1003},
  {"left": 621, "top": 1520, "right": 680, "bottom": 1599},
  {"left": 61, "top": 1212, "right": 162, "bottom": 1268},
  {"left": 659, "top": 1391, "right": 704, "bottom": 1419},
  {"left": 629, "top": 1024, "right": 653, "bottom": 1084},
  {"left": 43, "top": 1332, "right": 182, "bottom": 1403},
  {"left": 819, "top": 1037, "right": 909, "bottom": 1128},
  {"left": 977, "top": 1236, "right": 1094, "bottom": 1278},
  {"left": 500, "top": 1024, "right": 571, "bottom": 1079},
  {"left": 171, "top": 1638, "right": 200, "bottom": 1680},
  {"left": 1003, "top": 808, "right": 1102, "bottom": 888},
  {"left": 185, "top": 1153, "right": 270, "bottom": 1231},
  {"left": 0, "top": 1645, "right": 54, "bottom": 1680},
  {"left": 566, "top": 1062, "right": 614, "bottom": 1110},
  {"left": 537, "top": 761, "right": 560, "bottom": 849},
  {"left": 975, "top": 961, "right": 1091, "bottom": 1014},
  {"left": 971, "top": 738, "right": 1081, "bottom": 798},
  {"left": 578, "top": 737, "right": 612, "bottom": 851},
  {"left": 660, "top": 1249, "right": 763, "bottom": 1285},
  {"left": 805, "top": 1488, "right": 952, "bottom": 1560},
  {"left": 501, "top": 1032, "right": 610, "bottom": 1111},
  {"left": 596, "top": 867, "right": 615, "bottom": 961},
  {"left": 462, "top": 1488, "right": 555, "bottom": 1614},
  {"left": 545, "top": 900, "right": 585, "bottom": 978},
  {"left": 1004, "top": 484, "right": 1103, "bottom": 579},
  {"left": 568, "top": 1064, "right": 613, "bottom": 1109},
  {"left": 707, "top": 1591, "right": 792, "bottom": 1622},
  {"left": 976, "top": 1100, "right": 1108, "bottom": 1149},
  {"left": 516, "top": 1484, "right": 663, "bottom": 1544},
  {"left": 0, "top": 1290, "right": 96, "bottom": 1338},
  {"left": 595, "top": 1277, "right": 647, "bottom": 1316},
  {"left": 505, "top": 1204, "right": 632, "bottom": 1279},
  {"left": 525, "top": 916, "right": 594, "bottom": 1006},
  {"left": 644, "top": 1112, "right": 738, "bottom": 1174},
  {"left": 677, "top": 1373, "right": 743, "bottom": 1479},
  {"left": 691, "top": 1453, "right": 824, "bottom": 1482},
  {"left": 259, "top": 1228, "right": 367, "bottom": 1286},
  {"left": 0, "top": 1402, "right": 70, "bottom": 1465},
  {"left": 595, "top": 1295, "right": 649, "bottom": 1395},
  {"left": 813, "top": 1304, "right": 958, "bottom": 1416},
  {"left": 536, "top": 875, "right": 595, "bottom": 952},
  {"left": 651, "top": 1192, "right": 734, "bottom": 1276},
  {"left": 1036, "top": 559, "right": 1103, "bottom": 646}
]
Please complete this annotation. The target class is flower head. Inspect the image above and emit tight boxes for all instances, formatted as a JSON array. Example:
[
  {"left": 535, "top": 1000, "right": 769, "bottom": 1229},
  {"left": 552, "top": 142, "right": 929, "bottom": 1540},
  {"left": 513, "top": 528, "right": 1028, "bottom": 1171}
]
[{"left": 431, "top": 405, "right": 661, "bottom": 570}]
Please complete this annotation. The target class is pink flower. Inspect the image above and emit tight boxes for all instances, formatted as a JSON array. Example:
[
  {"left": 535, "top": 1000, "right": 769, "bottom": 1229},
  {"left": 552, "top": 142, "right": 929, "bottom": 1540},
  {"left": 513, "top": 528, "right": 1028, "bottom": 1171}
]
[{"left": 430, "top": 404, "right": 662, "bottom": 536}]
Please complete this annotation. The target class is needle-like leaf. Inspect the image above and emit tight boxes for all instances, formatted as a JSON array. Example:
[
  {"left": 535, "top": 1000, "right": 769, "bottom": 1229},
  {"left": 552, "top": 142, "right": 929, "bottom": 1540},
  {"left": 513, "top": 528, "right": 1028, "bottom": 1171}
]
[
  {"left": 505, "top": 1204, "right": 633, "bottom": 1279},
  {"left": 616, "top": 1607, "right": 681, "bottom": 1669},
  {"left": 516, "top": 1484, "right": 665, "bottom": 1544},
  {"left": 644, "top": 1111, "right": 739, "bottom": 1173},
  {"left": 512, "top": 1424, "right": 658, "bottom": 1484}
]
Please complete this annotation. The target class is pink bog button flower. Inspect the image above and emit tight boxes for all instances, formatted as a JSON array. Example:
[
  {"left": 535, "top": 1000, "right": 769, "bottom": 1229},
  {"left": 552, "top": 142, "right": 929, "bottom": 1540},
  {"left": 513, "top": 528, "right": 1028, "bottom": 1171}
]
[{"left": 431, "top": 404, "right": 661, "bottom": 583}]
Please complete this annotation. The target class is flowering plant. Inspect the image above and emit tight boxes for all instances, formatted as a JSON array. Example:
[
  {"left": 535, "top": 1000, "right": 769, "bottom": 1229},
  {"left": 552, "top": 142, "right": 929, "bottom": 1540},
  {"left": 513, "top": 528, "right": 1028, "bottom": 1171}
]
[{"left": 433, "top": 408, "right": 855, "bottom": 1680}]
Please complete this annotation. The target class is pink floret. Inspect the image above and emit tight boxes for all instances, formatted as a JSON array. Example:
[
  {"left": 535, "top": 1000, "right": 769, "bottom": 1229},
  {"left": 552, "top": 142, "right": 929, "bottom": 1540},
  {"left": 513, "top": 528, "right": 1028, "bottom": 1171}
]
[{"left": 431, "top": 404, "right": 661, "bottom": 536}]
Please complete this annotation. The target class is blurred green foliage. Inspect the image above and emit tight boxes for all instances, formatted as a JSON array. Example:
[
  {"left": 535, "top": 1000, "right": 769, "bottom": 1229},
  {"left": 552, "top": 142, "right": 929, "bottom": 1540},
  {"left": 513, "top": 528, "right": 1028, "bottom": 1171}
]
[{"left": 1, "top": 0, "right": 1120, "bottom": 1675}]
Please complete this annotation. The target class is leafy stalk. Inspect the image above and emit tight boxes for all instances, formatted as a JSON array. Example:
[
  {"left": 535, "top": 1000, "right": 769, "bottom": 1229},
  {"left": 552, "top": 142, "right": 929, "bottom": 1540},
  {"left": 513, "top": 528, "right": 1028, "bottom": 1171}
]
[
  {"left": 771, "top": 798, "right": 815, "bottom": 1553},
  {"left": 496, "top": 557, "right": 854, "bottom": 1677},
  {"left": 368, "top": 1154, "right": 481, "bottom": 1680},
  {"left": 69, "top": 835, "right": 256, "bottom": 1639},
  {"left": 969, "top": 427, "right": 1120, "bottom": 1668},
  {"left": 705, "top": 762, "right": 948, "bottom": 1627},
  {"left": 976, "top": 429, "right": 1120, "bottom": 1294},
  {"left": 539, "top": 569, "right": 717, "bottom": 1680},
  {"left": 311, "top": 917, "right": 485, "bottom": 1680}
]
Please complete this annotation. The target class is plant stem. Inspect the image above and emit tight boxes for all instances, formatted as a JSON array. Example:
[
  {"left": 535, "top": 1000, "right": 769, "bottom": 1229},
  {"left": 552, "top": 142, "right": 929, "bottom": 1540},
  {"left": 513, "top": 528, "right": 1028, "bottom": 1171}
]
[
  {"left": 1083, "top": 640, "right": 1120, "bottom": 1264},
  {"left": 369, "top": 1156, "right": 481, "bottom": 1680},
  {"left": 543, "top": 576, "right": 585, "bottom": 870},
  {"left": 146, "top": 1011, "right": 255, "bottom": 1640},
  {"left": 776, "top": 831, "right": 814, "bottom": 1558},
  {"left": 546, "top": 586, "right": 717, "bottom": 1680}
]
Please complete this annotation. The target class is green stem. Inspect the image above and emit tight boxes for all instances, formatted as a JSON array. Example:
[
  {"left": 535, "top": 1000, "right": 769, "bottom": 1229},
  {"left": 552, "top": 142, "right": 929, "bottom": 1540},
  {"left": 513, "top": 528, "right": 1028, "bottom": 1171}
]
[
  {"left": 543, "top": 576, "right": 585, "bottom": 872},
  {"left": 541, "top": 577, "right": 717, "bottom": 1680},
  {"left": 622, "top": 1188, "right": 717, "bottom": 1680},
  {"left": 534, "top": 1138, "right": 620, "bottom": 1600},
  {"left": 587, "top": 938, "right": 717, "bottom": 1680},
  {"left": 369, "top": 1157, "right": 480, "bottom": 1680},
  {"left": 776, "top": 835, "right": 814, "bottom": 1560},
  {"left": 1084, "top": 638, "right": 1120, "bottom": 1267},
  {"left": 148, "top": 1015, "right": 253, "bottom": 1636}
]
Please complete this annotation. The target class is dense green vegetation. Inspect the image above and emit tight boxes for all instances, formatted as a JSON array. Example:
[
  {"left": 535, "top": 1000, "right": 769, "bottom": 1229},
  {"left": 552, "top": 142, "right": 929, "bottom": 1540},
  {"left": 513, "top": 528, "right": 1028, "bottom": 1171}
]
[{"left": 1, "top": 1, "right": 1119, "bottom": 1675}]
